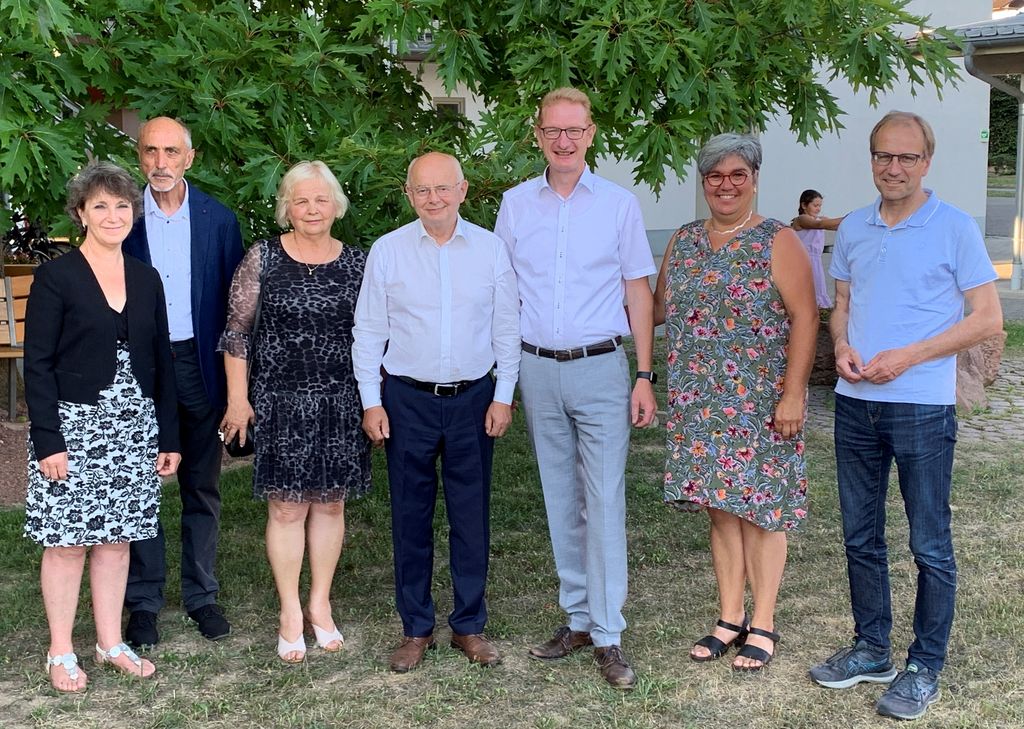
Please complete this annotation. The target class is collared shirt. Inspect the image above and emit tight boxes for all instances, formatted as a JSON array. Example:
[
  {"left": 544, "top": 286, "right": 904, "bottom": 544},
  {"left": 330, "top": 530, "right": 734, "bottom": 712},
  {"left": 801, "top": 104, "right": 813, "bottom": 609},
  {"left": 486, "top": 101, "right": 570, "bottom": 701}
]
[
  {"left": 352, "top": 216, "right": 521, "bottom": 409},
  {"left": 494, "top": 167, "right": 656, "bottom": 349},
  {"left": 830, "top": 189, "right": 997, "bottom": 405},
  {"left": 144, "top": 183, "right": 193, "bottom": 341}
]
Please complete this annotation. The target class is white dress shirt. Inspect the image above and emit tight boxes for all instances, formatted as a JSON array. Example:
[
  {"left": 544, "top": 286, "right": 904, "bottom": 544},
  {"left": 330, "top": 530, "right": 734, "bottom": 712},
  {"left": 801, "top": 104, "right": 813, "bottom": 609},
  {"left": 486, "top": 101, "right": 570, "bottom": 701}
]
[
  {"left": 144, "top": 183, "right": 193, "bottom": 341},
  {"left": 494, "top": 167, "right": 656, "bottom": 349},
  {"left": 352, "top": 216, "right": 521, "bottom": 409}
]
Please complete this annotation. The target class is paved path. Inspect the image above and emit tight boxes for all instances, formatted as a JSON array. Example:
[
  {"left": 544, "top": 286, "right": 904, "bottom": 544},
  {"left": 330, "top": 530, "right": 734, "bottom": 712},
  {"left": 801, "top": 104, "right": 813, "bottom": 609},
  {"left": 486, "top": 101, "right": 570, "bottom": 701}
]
[{"left": 806, "top": 353, "right": 1024, "bottom": 444}]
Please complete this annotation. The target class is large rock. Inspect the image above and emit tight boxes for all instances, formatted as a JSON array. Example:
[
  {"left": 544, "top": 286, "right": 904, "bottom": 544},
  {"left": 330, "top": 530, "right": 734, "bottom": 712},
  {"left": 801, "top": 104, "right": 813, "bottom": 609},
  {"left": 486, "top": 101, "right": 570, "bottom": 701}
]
[
  {"left": 956, "top": 332, "right": 1007, "bottom": 413},
  {"left": 809, "top": 327, "right": 838, "bottom": 386}
]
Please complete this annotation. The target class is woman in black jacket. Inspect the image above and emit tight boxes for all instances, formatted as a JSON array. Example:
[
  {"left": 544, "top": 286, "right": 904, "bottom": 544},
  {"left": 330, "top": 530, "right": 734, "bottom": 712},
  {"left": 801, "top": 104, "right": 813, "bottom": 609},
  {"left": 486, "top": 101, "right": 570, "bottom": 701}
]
[{"left": 23, "top": 161, "right": 181, "bottom": 692}]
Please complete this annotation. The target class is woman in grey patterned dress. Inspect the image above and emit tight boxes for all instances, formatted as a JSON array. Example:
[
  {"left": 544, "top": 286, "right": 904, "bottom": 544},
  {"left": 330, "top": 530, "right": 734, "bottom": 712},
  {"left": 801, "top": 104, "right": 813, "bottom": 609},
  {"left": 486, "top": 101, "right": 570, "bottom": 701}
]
[
  {"left": 24, "top": 162, "right": 181, "bottom": 691},
  {"left": 219, "top": 161, "right": 371, "bottom": 662}
]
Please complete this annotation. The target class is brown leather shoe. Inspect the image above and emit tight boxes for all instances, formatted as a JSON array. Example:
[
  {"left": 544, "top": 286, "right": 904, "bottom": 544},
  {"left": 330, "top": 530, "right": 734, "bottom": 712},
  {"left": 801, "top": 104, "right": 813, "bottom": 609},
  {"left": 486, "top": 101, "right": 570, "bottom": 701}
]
[
  {"left": 450, "top": 633, "right": 502, "bottom": 667},
  {"left": 529, "top": 626, "right": 594, "bottom": 660},
  {"left": 389, "top": 635, "right": 435, "bottom": 673},
  {"left": 594, "top": 645, "right": 637, "bottom": 690}
]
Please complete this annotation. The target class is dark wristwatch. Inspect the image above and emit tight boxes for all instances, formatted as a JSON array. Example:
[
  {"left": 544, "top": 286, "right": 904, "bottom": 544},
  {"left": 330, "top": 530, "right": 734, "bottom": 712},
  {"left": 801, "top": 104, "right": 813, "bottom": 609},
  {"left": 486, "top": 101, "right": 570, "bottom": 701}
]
[{"left": 635, "top": 370, "right": 658, "bottom": 384}]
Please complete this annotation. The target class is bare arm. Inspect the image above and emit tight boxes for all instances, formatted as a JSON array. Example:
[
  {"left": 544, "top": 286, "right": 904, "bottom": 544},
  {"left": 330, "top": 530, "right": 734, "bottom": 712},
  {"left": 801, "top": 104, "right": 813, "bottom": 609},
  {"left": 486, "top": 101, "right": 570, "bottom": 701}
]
[
  {"left": 859, "top": 282, "right": 1003, "bottom": 385},
  {"left": 830, "top": 280, "right": 864, "bottom": 383},
  {"left": 625, "top": 276, "right": 656, "bottom": 426},
  {"left": 770, "top": 228, "right": 819, "bottom": 438},
  {"left": 791, "top": 214, "right": 845, "bottom": 231},
  {"left": 653, "top": 233, "right": 677, "bottom": 327}
]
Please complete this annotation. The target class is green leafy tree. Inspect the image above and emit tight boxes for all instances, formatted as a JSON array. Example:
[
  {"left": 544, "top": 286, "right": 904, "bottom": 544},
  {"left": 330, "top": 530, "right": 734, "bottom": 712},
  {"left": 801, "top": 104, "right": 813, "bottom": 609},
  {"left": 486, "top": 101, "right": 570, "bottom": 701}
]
[{"left": 1, "top": 0, "right": 958, "bottom": 247}]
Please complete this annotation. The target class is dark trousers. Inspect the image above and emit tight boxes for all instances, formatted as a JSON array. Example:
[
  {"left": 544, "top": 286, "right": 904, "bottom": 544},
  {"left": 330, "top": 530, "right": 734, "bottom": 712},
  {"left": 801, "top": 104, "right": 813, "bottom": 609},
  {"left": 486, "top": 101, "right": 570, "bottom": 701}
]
[
  {"left": 383, "top": 374, "right": 495, "bottom": 637},
  {"left": 126, "top": 342, "right": 223, "bottom": 613},
  {"left": 834, "top": 394, "right": 958, "bottom": 673}
]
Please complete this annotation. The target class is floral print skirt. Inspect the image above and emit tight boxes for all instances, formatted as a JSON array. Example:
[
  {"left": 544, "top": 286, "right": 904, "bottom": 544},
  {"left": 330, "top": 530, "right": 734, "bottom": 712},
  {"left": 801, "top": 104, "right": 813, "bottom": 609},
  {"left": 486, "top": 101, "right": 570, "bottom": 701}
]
[{"left": 24, "top": 344, "right": 161, "bottom": 547}]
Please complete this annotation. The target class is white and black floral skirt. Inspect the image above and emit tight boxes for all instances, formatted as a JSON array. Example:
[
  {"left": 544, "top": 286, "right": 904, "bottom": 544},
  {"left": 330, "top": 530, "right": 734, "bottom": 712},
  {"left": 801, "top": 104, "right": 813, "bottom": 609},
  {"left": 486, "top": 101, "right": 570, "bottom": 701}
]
[{"left": 24, "top": 344, "right": 161, "bottom": 547}]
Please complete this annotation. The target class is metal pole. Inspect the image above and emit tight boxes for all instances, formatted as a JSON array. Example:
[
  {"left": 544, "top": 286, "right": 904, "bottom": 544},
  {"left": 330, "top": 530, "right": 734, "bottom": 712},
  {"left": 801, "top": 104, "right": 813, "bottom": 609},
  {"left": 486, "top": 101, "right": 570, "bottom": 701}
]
[{"left": 1014, "top": 76, "right": 1024, "bottom": 290}]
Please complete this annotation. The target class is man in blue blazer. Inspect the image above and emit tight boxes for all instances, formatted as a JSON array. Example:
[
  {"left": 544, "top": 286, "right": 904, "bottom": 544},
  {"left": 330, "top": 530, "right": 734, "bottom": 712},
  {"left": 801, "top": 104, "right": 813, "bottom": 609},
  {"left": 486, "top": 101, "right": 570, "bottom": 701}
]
[{"left": 122, "top": 117, "right": 244, "bottom": 646}]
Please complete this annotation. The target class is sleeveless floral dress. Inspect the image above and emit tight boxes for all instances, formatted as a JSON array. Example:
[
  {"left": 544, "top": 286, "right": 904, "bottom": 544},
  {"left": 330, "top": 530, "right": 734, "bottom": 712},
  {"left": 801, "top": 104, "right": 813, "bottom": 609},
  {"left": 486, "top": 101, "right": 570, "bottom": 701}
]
[{"left": 662, "top": 218, "right": 808, "bottom": 531}]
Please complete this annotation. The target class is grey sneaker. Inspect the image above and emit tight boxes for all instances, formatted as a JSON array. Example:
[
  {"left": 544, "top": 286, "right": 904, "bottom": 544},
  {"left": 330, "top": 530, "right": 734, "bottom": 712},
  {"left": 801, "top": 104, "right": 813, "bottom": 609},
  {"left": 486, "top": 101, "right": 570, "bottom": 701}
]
[
  {"left": 809, "top": 639, "right": 898, "bottom": 689},
  {"left": 875, "top": 663, "right": 941, "bottom": 720}
]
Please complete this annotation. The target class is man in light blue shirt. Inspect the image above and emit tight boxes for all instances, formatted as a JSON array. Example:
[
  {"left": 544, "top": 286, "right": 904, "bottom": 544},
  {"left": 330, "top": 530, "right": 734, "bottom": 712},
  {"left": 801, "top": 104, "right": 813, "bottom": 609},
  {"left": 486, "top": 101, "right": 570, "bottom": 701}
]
[
  {"left": 352, "top": 152, "right": 520, "bottom": 673},
  {"left": 494, "top": 87, "right": 656, "bottom": 690},
  {"left": 123, "top": 117, "right": 243, "bottom": 648},
  {"left": 809, "top": 111, "right": 1002, "bottom": 721}
]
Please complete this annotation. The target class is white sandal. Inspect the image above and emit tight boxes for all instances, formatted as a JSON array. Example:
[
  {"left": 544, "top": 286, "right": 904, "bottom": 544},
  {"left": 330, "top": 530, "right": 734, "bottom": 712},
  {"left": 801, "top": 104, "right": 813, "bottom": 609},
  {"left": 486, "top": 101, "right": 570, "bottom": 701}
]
[
  {"left": 46, "top": 652, "right": 84, "bottom": 692},
  {"left": 310, "top": 623, "right": 344, "bottom": 652},
  {"left": 277, "top": 633, "right": 306, "bottom": 663},
  {"left": 95, "top": 642, "right": 155, "bottom": 678}
]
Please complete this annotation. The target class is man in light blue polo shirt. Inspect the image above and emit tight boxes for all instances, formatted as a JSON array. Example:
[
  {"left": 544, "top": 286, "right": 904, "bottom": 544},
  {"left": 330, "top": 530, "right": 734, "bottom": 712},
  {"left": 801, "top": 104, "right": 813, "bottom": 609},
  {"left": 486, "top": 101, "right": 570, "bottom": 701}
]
[{"left": 808, "top": 111, "right": 1002, "bottom": 721}]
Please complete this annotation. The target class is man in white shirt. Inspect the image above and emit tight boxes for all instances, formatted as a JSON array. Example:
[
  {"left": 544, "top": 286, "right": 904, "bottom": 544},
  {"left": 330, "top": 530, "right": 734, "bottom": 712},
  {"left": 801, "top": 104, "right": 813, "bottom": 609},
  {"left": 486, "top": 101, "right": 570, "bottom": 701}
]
[
  {"left": 352, "top": 151, "right": 521, "bottom": 673},
  {"left": 494, "top": 87, "right": 657, "bottom": 690}
]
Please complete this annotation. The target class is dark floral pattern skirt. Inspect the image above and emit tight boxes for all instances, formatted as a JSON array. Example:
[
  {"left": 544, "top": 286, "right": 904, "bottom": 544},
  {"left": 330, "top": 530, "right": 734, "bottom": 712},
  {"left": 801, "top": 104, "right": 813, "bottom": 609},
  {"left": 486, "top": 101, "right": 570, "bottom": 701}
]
[{"left": 24, "top": 344, "right": 161, "bottom": 547}]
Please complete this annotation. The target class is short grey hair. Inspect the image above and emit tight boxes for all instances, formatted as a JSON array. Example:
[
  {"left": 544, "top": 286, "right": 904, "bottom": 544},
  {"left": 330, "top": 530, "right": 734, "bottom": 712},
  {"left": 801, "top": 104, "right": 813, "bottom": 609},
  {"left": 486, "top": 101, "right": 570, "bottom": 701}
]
[
  {"left": 275, "top": 160, "right": 349, "bottom": 229},
  {"left": 66, "top": 160, "right": 143, "bottom": 232},
  {"left": 405, "top": 152, "right": 464, "bottom": 186},
  {"left": 697, "top": 133, "right": 762, "bottom": 176}
]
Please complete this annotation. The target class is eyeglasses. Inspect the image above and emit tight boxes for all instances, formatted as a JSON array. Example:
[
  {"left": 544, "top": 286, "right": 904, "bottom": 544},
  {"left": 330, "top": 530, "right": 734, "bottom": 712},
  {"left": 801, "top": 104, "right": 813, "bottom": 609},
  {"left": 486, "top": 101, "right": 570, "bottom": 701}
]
[
  {"left": 537, "top": 125, "right": 594, "bottom": 140},
  {"left": 702, "top": 171, "right": 750, "bottom": 187},
  {"left": 870, "top": 151, "right": 925, "bottom": 168},
  {"left": 407, "top": 183, "right": 462, "bottom": 199}
]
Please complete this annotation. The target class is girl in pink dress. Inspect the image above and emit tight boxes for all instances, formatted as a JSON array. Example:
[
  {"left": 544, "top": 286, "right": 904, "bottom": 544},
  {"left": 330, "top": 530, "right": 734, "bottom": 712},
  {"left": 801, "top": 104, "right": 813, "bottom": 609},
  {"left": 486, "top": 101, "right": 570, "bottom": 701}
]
[{"left": 791, "top": 189, "right": 844, "bottom": 308}]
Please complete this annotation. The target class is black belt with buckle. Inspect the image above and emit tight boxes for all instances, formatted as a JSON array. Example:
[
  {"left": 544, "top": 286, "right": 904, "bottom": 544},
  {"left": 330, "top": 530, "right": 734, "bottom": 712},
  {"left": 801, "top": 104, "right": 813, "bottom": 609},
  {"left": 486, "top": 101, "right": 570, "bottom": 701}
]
[
  {"left": 395, "top": 374, "right": 485, "bottom": 397},
  {"left": 521, "top": 335, "right": 623, "bottom": 362},
  {"left": 169, "top": 338, "right": 195, "bottom": 358}
]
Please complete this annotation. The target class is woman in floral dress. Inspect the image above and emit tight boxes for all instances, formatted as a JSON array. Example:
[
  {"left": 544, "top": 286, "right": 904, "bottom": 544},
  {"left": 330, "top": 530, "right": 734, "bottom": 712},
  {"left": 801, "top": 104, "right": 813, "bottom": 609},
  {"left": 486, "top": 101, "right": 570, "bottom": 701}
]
[{"left": 654, "top": 134, "right": 818, "bottom": 671}]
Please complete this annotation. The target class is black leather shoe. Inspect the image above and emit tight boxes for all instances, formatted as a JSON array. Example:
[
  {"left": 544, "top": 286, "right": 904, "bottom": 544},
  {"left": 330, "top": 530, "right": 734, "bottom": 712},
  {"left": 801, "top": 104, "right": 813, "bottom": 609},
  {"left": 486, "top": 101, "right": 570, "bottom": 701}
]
[
  {"left": 188, "top": 604, "right": 231, "bottom": 641},
  {"left": 125, "top": 610, "right": 160, "bottom": 648}
]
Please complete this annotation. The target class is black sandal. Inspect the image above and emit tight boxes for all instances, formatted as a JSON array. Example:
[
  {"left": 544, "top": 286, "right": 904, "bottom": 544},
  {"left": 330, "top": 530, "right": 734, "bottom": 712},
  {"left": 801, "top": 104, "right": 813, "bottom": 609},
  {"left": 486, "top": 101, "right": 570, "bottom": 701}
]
[
  {"left": 690, "top": 615, "right": 749, "bottom": 662},
  {"left": 732, "top": 626, "right": 780, "bottom": 671}
]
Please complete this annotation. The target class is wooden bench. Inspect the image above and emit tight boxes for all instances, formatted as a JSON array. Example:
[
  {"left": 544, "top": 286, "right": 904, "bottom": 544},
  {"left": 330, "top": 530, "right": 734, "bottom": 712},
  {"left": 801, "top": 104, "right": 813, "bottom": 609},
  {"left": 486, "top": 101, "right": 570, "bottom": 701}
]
[{"left": 1, "top": 274, "right": 32, "bottom": 420}]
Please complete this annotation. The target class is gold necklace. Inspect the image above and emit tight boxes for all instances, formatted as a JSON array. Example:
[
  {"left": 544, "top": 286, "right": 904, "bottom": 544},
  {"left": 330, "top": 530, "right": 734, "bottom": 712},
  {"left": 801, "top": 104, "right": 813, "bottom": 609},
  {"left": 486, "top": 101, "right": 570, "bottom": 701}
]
[{"left": 708, "top": 210, "right": 753, "bottom": 236}]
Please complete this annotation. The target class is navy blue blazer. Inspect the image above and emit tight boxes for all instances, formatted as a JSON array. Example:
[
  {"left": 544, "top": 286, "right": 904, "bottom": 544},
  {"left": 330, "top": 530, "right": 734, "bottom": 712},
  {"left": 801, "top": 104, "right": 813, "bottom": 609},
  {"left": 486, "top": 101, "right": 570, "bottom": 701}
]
[
  {"left": 123, "top": 183, "right": 244, "bottom": 410},
  {"left": 24, "top": 250, "right": 181, "bottom": 459}
]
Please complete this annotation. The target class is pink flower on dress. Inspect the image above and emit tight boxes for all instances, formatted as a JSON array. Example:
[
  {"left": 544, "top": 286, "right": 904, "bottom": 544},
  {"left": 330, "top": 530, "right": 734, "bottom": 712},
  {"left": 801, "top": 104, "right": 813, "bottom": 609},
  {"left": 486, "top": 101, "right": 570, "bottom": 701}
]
[
  {"left": 742, "top": 401, "right": 756, "bottom": 414},
  {"left": 724, "top": 360, "right": 739, "bottom": 376},
  {"left": 726, "top": 283, "right": 747, "bottom": 299},
  {"left": 735, "top": 446, "right": 755, "bottom": 462},
  {"left": 685, "top": 308, "right": 703, "bottom": 325},
  {"left": 750, "top": 278, "right": 770, "bottom": 292},
  {"left": 722, "top": 407, "right": 737, "bottom": 418},
  {"left": 716, "top": 455, "right": 739, "bottom": 471},
  {"left": 794, "top": 508, "right": 807, "bottom": 519},
  {"left": 667, "top": 350, "right": 678, "bottom": 365}
]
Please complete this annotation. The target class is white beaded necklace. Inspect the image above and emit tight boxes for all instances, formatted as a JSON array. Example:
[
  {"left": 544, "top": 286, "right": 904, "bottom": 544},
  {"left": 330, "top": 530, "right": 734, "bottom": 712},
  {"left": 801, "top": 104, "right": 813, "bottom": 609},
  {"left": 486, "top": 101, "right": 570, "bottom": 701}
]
[{"left": 708, "top": 209, "right": 753, "bottom": 236}]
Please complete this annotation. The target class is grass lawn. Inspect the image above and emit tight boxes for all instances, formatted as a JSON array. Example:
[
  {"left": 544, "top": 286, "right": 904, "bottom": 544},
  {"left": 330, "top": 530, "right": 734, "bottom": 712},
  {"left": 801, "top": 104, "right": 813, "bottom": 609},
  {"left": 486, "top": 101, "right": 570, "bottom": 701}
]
[
  {"left": 1, "top": 340, "right": 1023, "bottom": 728},
  {"left": 988, "top": 173, "right": 1016, "bottom": 190}
]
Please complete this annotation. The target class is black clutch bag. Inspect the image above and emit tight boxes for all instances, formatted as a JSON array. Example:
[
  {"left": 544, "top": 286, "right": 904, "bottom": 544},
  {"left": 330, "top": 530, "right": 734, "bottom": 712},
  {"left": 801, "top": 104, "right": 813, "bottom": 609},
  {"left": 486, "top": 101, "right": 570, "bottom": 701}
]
[{"left": 223, "top": 423, "right": 255, "bottom": 458}]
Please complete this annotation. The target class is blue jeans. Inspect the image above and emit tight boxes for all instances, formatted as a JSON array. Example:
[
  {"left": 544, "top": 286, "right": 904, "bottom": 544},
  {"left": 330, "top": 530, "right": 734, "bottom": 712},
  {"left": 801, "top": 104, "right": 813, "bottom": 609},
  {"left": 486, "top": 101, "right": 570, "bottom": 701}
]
[{"left": 834, "top": 394, "right": 958, "bottom": 673}]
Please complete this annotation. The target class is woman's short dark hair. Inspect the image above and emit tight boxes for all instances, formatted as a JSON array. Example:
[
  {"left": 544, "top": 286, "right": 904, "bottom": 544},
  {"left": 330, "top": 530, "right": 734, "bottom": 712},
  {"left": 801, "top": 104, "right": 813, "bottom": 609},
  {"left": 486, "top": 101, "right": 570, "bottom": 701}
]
[
  {"left": 66, "top": 161, "right": 143, "bottom": 232},
  {"left": 697, "top": 133, "right": 762, "bottom": 176},
  {"left": 798, "top": 189, "right": 823, "bottom": 215}
]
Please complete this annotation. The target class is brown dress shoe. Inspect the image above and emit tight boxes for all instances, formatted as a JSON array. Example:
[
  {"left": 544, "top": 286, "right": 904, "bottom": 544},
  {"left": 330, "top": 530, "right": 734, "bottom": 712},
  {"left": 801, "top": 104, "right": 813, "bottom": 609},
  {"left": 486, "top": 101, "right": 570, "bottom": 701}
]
[
  {"left": 529, "top": 626, "right": 594, "bottom": 660},
  {"left": 594, "top": 645, "right": 637, "bottom": 690},
  {"left": 450, "top": 633, "right": 502, "bottom": 667},
  {"left": 389, "top": 635, "right": 435, "bottom": 673}
]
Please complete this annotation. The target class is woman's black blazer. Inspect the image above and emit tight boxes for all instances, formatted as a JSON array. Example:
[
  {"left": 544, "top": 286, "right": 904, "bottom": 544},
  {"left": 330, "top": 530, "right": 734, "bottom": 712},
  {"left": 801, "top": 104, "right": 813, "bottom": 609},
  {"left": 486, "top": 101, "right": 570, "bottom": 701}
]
[{"left": 24, "top": 248, "right": 181, "bottom": 460}]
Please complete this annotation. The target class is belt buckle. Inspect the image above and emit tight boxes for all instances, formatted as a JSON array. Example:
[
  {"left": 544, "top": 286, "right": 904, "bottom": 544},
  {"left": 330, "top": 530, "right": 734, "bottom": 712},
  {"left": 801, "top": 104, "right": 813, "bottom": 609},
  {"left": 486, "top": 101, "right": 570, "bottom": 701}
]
[
  {"left": 554, "top": 350, "right": 571, "bottom": 362},
  {"left": 434, "top": 383, "right": 457, "bottom": 397}
]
